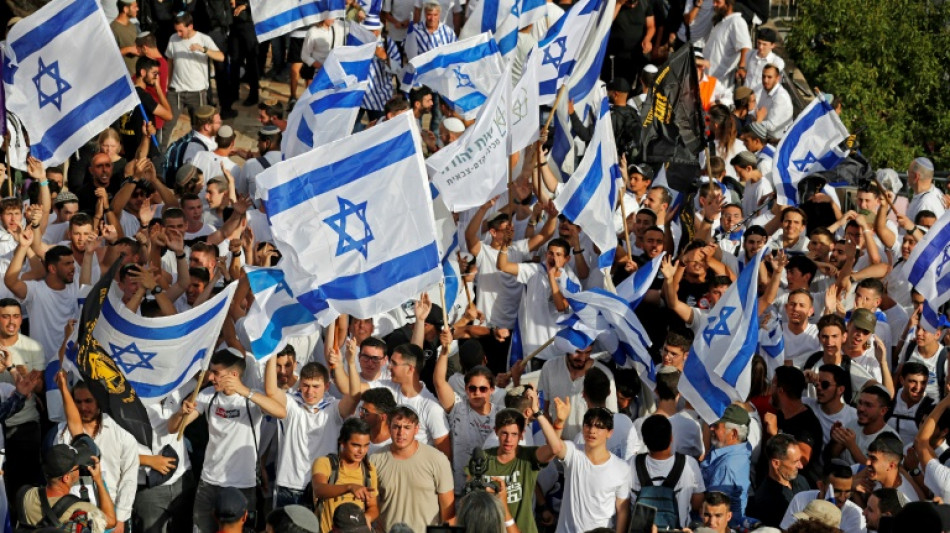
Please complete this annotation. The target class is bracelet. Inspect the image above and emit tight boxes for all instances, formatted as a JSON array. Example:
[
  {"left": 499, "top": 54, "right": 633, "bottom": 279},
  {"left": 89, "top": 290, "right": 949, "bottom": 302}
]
[
  {"left": 233, "top": 249, "right": 242, "bottom": 257},
  {"left": 703, "top": 216, "right": 714, "bottom": 224},
  {"left": 245, "top": 390, "right": 255, "bottom": 400},
  {"left": 573, "top": 249, "right": 584, "bottom": 255},
  {"left": 504, "top": 519, "right": 515, "bottom": 528},
  {"left": 39, "top": 180, "right": 49, "bottom": 186},
  {"left": 30, "top": 223, "right": 40, "bottom": 229},
  {"left": 175, "top": 252, "right": 186, "bottom": 260},
  {"left": 863, "top": 229, "right": 873, "bottom": 233},
  {"left": 499, "top": 249, "right": 507, "bottom": 254}
]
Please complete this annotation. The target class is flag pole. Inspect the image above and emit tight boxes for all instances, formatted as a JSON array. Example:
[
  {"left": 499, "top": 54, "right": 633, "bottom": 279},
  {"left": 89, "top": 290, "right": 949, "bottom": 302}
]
[
  {"left": 457, "top": 251, "right": 473, "bottom": 308},
  {"left": 544, "top": 85, "right": 568, "bottom": 131},
  {"left": 705, "top": 145, "right": 715, "bottom": 182},
  {"left": 326, "top": 321, "right": 337, "bottom": 370},
  {"left": 439, "top": 282, "right": 449, "bottom": 327},
  {"left": 138, "top": 103, "right": 161, "bottom": 151},
  {"left": 619, "top": 187, "right": 633, "bottom": 256},
  {"left": 523, "top": 336, "right": 556, "bottom": 363},
  {"left": 177, "top": 367, "right": 207, "bottom": 441}
]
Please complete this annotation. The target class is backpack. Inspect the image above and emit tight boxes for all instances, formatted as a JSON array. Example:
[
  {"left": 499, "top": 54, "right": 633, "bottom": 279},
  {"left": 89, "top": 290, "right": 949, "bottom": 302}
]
[
  {"left": 163, "top": 131, "right": 210, "bottom": 186},
  {"left": 15, "top": 486, "right": 93, "bottom": 533},
  {"left": 310, "top": 453, "right": 373, "bottom": 516},
  {"left": 634, "top": 453, "right": 686, "bottom": 531}
]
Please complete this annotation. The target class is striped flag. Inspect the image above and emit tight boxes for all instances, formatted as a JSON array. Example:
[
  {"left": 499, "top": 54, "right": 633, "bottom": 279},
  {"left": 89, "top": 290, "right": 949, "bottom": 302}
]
[{"left": 248, "top": 0, "right": 346, "bottom": 42}]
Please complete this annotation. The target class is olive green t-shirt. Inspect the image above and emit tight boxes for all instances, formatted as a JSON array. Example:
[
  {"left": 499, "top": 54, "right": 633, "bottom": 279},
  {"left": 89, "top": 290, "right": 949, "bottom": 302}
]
[{"left": 473, "top": 447, "right": 546, "bottom": 533}]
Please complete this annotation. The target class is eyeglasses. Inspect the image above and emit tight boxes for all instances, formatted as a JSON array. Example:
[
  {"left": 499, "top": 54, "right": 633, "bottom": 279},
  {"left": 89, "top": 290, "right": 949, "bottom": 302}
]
[
  {"left": 818, "top": 380, "right": 834, "bottom": 390},
  {"left": 467, "top": 385, "right": 490, "bottom": 393},
  {"left": 359, "top": 353, "right": 385, "bottom": 363}
]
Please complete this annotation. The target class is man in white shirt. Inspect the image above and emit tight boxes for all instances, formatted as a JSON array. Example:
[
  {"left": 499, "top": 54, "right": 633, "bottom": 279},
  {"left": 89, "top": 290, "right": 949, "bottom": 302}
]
[
  {"left": 731, "top": 151, "right": 775, "bottom": 228},
  {"left": 914, "top": 393, "right": 950, "bottom": 502},
  {"left": 829, "top": 385, "right": 899, "bottom": 465},
  {"left": 404, "top": 1, "right": 457, "bottom": 61},
  {"left": 163, "top": 12, "right": 224, "bottom": 144},
  {"left": 905, "top": 157, "right": 946, "bottom": 223},
  {"left": 803, "top": 364, "right": 858, "bottom": 447},
  {"left": 534, "top": 343, "right": 617, "bottom": 441},
  {"left": 755, "top": 64, "right": 793, "bottom": 137},
  {"left": 382, "top": 0, "right": 416, "bottom": 43},
  {"left": 301, "top": 18, "right": 346, "bottom": 76},
  {"left": 238, "top": 125, "right": 283, "bottom": 202},
  {"left": 780, "top": 462, "right": 867, "bottom": 533},
  {"left": 703, "top": 0, "right": 751, "bottom": 90},
  {"left": 744, "top": 28, "right": 785, "bottom": 96}
]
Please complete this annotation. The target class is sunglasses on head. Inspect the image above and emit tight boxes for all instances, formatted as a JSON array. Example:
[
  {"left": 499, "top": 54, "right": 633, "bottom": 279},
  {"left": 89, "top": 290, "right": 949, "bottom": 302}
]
[{"left": 467, "top": 385, "right": 490, "bottom": 393}]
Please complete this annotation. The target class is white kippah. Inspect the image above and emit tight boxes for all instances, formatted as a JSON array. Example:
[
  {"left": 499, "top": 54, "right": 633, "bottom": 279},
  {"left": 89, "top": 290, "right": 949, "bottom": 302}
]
[
  {"left": 914, "top": 157, "right": 934, "bottom": 171},
  {"left": 443, "top": 117, "right": 465, "bottom": 133}
]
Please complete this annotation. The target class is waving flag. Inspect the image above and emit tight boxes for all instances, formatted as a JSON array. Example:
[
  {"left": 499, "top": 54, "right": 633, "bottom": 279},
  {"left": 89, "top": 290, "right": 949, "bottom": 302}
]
[
  {"left": 772, "top": 96, "right": 850, "bottom": 205},
  {"left": 616, "top": 252, "right": 664, "bottom": 308},
  {"left": 346, "top": 22, "right": 378, "bottom": 46},
  {"left": 508, "top": 46, "right": 540, "bottom": 154},
  {"left": 249, "top": 0, "right": 346, "bottom": 41},
  {"left": 459, "top": 0, "right": 520, "bottom": 56},
  {"left": 242, "top": 267, "right": 325, "bottom": 360},
  {"left": 759, "top": 313, "right": 785, "bottom": 376},
  {"left": 519, "top": 0, "right": 547, "bottom": 27},
  {"left": 680, "top": 249, "right": 765, "bottom": 424},
  {"left": 536, "top": 0, "right": 611, "bottom": 104},
  {"left": 401, "top": 32, "right": 505, "bottom": 119},
  {"left": 258, "top": 112, "right": 441, "bottom": 319},
  {"left": 553, "top": 90, "right": 622, "bottom": 269},
  {"left": 906, "top": 209, "right": 950, "bottom": 317},
  {"left": 282, "top": 43, "right": 376, "bottom": 157},
  {"left": 1, "top": 0, "right": 138, "bottom": 167},
  {"left": 427, "top": 62, "right": 510, "bottom": 211}
]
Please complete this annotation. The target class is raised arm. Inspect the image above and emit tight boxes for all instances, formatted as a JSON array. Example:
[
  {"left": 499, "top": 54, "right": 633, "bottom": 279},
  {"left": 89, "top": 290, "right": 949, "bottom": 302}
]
[
  {"left": 411, "top": 293, "right": 431, "bottom": 349},
  {"left": 262, "top": 354, "right": 289, "bottom": 416},
  {"left": 537, "top": 396, "right": 570, "bottom": 460},
  {"left": 337, "top": 337, "right": 362, "bottom": 418},
  {"left": 661, "top": 257, "right": 693, "bottom": 323},
  {"left": 4, "top": 228, "right": 32, "bottom": 300},
  {"left": 758, "top": 250, "right": 787, "bottom": 310},
  {"left": 527, "top": 202, "right": 559, "bottom": 252},
  {"left": 465, "top": 199, "right": 495, "bottom": 257},
  {"left": 56, "top": 370, "right": 84, "bottom": 438},
  {"left": 433, "top": 327, "right": 456, "bottom": 412},
  {"left": 496, "top": 245, "right": 520, "bottom": 276}
]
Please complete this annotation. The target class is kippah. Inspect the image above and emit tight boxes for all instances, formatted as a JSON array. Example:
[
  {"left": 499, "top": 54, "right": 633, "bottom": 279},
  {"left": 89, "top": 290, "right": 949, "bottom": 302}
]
[
  {"left": 914, "top": 157, "right": 934, "bottom": 171},
  {"left": 194, "top": 105, "right": 217, "bottom": 120},
  {"left": 260, "top": 125, "right": 281, "bottom": 136}
]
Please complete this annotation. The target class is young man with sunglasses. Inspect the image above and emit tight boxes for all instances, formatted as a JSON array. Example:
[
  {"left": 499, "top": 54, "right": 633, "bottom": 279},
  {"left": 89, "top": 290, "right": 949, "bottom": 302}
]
[{"left": 803, "top": 364, "right": 857, "bottom": 449}]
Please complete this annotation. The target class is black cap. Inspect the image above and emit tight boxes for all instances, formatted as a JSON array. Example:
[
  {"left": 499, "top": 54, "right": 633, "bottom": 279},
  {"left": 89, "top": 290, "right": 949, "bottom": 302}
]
[
  {"left": 214, "top": 487, "right": 248, "bottom": 523},
  {"left": 607, "top": 77, "right": 632, "bottom": 93},
  {"left": 43, "top": 444, "right": 79, "bottom": 478},
  {"left": 425, "top": 304, "right": 444, "bottom": 328},
  {"left": 332, "top": 502, "right": 372, "bottom": 533}
]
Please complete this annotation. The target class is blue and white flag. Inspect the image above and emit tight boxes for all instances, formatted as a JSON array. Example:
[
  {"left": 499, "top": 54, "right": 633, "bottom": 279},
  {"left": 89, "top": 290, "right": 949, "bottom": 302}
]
[
  {"left": 905, "top": 208, "right": 950, "bottom": 315},
  {"left": 615, "top": 252, "right": 664, "bottom": 308},
  {"left": 759, "top": 313, "right": 785, "bottom": 377},
  {"left": 553, "top": 89, "right": 622, "bottom": 269},
  {"left": 346, "top": 21, "right": 378, "bottom": 46},
  {"left": 680, "top": 249, "right": 765, "bottom": 424},
  {"left": 258, "top": 112, "right": 442, "bottom": 319},
  {"left": 536, "top": 0, "right": 612, "bottom": 105},
  {"left": 556, "top": 287, "right": 657, "bottom": 389},
  {"left": 427, "top": 61, "right": 510, "bottom": 211},
  {"left": 459, "top": 0, "right": 520, "bottom": 56},
  {"left": 401, "top": 32, "right": 506, "bottom": 119},
  {"left": 1, "top": 0, "right": 139, "bottom": 167},
  {"left": 282, "top": 43, "right": 376, "bottom": 157},
  {"left": 519, "top": 0, "right": 547, "bottom": 27},
  {"left": 91, "top": 284, "right": 236, "bottom": 403},
  {"left": 242, "top": 266, "right": 326, "bottom": 360},
  {"left": 249, "top": 0, "right": 346, "bottom": 42},
  {"left": 772, "top": 96, "right": 849, "bottom": 205}
]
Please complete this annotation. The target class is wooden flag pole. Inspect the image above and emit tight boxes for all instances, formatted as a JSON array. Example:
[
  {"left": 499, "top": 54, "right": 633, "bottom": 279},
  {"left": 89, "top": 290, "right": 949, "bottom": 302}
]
[
  {"left": 457, "top": 251, "right": 473, "bottom": 308},
  {"left": 177, "top": 367, "right": 207, "bottom": 441},
  {"left": 439, "top": 282, "right": 449, "bottom": 327},
  {"left": 619, "top": 190, "right": 633, "bottom": 256}
]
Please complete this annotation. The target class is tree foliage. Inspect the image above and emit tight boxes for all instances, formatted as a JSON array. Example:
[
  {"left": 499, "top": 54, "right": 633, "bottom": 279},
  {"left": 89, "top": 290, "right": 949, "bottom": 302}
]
[{"left": 785, "top": 0, "right": 950, "bottom": 170}]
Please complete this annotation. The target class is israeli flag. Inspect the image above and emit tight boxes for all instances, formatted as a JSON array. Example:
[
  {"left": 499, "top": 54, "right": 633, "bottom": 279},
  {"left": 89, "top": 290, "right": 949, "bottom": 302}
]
[
  {"left": 401, "top": 32, "right": 506, "bottom": 119},
  {"left": 905, "top": 209, "right": 950, "bottom": 315},
  {"left": 92, "top": 284, "right": 237, "bottom": 403},
  {"left": 459, "top": 0, "right": 520, "bottom": 56},
  {"left": 680, "top": 249, "right": 765, "bottom": 424},
  {"left": 536, "top": 0, "right": 612, "bottom": 105},
  {"left": 249, "top": 0, "right": 346, "bottom": 42},
  {"left": 553, "top": 89, "right": 622, "bottom": 269},
  {"left": 772, "top": 96, "right": 850, "bottom": 205},
  {"left": 282, "top": 43, "right": 376, "bottom": 157},
  {"left": 432, "top": 186, "right": 465, "bottom": 320},
  {"left": 616, "top": 252, "right": 664, "bottom": 309},
  {"left": 1, "top": 0, "right": 139, "bottom": 167},
  {"left": 759, "top": 313, "right": 785, "bottom": 377},
  {"left": 346, "top": 21, "right": 378, "bottom": 46},
  {"left": 257, "top": 112, "right": 442, "bottom": 319},
  {"left": 519, "top": 0, "right": 547, "bottom": 28},
  {"left": 242, "top": 266, "right": 326, "bottom": 360}
]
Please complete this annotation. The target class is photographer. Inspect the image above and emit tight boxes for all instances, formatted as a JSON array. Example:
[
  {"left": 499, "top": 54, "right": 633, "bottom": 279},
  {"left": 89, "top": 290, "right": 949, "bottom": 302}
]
[{"left": 17, "top": 444, "right": 116, "bottom": 532}]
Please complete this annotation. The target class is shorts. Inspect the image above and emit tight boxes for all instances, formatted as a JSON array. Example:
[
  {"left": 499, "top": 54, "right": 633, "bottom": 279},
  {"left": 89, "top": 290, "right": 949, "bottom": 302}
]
[
  {"left": 301, "top": 64, "right": 316, "bottom": 80},
  {"left": 288, "top": 36, "right": 305, "bottom": 64}
]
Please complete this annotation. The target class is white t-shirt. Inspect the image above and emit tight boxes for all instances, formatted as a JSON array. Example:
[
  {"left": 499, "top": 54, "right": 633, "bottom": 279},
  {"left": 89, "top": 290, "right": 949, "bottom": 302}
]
[
  {"left": 380, "top": 380, "right": 450, "bottom": 446},
  {"left": 703, "top": 12, "right": 752, "bottom": 88},
  {"left": 515, "top": 263, "right": 581, "bottom": 361},
  {"left": 888, "top": 392, "right": 926, "bottom": 446},
  {"left": 165, "top": 31, "right": 220, "bottom": 92},
  {"left": 572, "top": 412, "right": 635, "bottom": 459},
  {"left": 382, "top": 0, "right": 416, "bottom": 41},
  {"left": 783, "top": 323, "right": 820, "bottom": 367},
  {"left": 628, "top": 453, "right": 705, "bottom": 528},
  {"left": 275, "top": 394, "right": 344, "bottom": 490},
  {"left": 21, "top": 280, "right": 81, "bottom": 363},
  {"left": 630, "top": 411, "right": 705, "bottom": 459},
  {"left": 838, "top": 422, "right": 899, "bottom": 464},
  {"left": 803, "top": 397, "right": 857, "bottom": 448},
  {"left": 901, "top": 346, "right": 947, "bottom": 401},
  {"left": 556, "top": 442, "right": 632, "bottom": 533},
  {"left": 780, "top": 489, "right": 866, "bottom": 533},
  {"left": 924, "top": 458, "right": 950, "bottom": 502},
  {"left": 139, "top": 387, "right": 193, "bottom": 487},
  {"left": 474, "top": 239, "right": 529, "bottom": 329},
  {"left": 538, "top": 358, "right": 617, "bottom": 441},
  {"left": 0, "top": 334, "right": 45, "bottom": 425},
  {"left": 196, "top": 388, "right": 263, "bottom": 488},
  {"left": 742, "top": 178, "right": 775, "bottom": 228}
]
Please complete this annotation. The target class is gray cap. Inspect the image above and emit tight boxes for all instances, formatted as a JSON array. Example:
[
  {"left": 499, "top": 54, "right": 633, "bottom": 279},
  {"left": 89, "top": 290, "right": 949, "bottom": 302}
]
[
  {"left": 914, "top": 156, "right": 934, "bottom": 172},
  {"left": 282, "top": 505, "right": 320, "bottom": 533},
  {"left": 744, "top": 122, "right": 769, "bottom": 140},
  {"left": 730, "top": 150, "right": 758, "bottom": 168}
]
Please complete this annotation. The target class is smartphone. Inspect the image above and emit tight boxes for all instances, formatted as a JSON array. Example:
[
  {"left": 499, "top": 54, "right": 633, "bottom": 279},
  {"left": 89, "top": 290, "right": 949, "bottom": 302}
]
[{"left": 629, "top": 502, "right": 657, "bottom": 533}]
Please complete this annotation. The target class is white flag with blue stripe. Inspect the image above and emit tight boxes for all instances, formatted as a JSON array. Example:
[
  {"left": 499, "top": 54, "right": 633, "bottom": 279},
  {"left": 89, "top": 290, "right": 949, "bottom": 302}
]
[
  {"left": 536, "top": 0, "right": 611, "bottom": 105},
  {"left": 258, "top": 112, "right": 442, "bottom": 319},
  {"left": 459, "top": 0, "right": 520, "bottom": 56},
  {"left": 680, "top": 249, "right": 765, "bottom": 424},
  {"left": 759, "top": 313, "right": 785, "bottom": 376},
  {"left": 401, "top": 32, "right": 505, "bottom": 119},
  {"left": 615, "top": 251, "right": 664, "bottom": 309},
  {"left": 249, "top": 0, "right": 346, "bottom": 42},
  {"left": 1, "top": 0, "right": 139, "bottom": 167},
  {"left": 553, "top": 89, "right": 622, "bottom": 269},
  {"left": 772, "top": 96, "right": 849, "bottom": 206},
  {"left": 282, "top": 43, "right": 376, "bottom": 158},
  {"left": 427, "top": 61, "right": 511, "bottom": 211},
  {"left": 346, "top": 21, "right": 378, "bottom": 46},
  {"left": 905, "top": 208, "right": 950, "bottom": 316},
  {"left": 242, "top": 266, "right": 328, "bottom": 360},
  {"left": 91, "top": 284, "right": 237, "bottom": 404}
]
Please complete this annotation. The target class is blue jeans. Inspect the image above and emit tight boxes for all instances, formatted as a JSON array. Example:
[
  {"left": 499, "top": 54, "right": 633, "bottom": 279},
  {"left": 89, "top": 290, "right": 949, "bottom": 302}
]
[{"left": 274, "top": 486, "right": 307, "bottom": 509}]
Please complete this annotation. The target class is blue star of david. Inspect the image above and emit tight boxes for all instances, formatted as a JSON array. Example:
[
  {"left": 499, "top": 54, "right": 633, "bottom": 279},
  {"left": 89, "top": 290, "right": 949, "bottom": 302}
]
[
  {"left": 702, "top": 306, "right": 736, "bottom": 346},
  {"left": 32, "top": 57, "right": 71, "bottom": 111},
  {"left": 323, "top": 196, "right": 374, "bottom": 259},
  {"left": 792, "top": 151, "right": 818, "bottom": 173},
  {"left": 936, "top": 243, "right": 950, "bottom": 277},
  {"left": 453, "top": 66, "right": 475, "bottom": 89},
  {"left": 542, "top": 37, "right": 567, "bottom": 69},
  {"left": 273, "top": 278, "right": 294, "bottom": 297},
  {"left": 109, "top": 342, "right": 158, "bottom": 374},
  {"left": 510, "top": 2, "right": 519, "bottom": 16}
]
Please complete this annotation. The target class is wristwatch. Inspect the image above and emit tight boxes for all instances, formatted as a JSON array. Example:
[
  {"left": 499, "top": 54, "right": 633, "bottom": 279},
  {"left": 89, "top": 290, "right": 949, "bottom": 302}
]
[
  {"left": 151, "top": 286, "right": 163, "bottom": 296},
  {"left": 532, "top": 409, "right": 544, "bottom": 419}
]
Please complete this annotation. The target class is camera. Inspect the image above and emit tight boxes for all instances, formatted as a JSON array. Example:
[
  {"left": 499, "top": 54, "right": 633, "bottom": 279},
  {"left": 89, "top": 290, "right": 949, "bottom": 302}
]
[
  {"left": 71, "top": 434, "right": 100, "bottom": 477},
  {"left": 462, "top": 447, "right": 499, "bottom": 496}
]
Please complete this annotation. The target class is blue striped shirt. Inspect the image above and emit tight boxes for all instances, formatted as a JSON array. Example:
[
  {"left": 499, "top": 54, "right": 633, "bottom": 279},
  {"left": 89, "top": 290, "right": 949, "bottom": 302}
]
[
  {"left": 403, "top": 22, "right": 456, "bottom": 60},
  {"left": 363, "top": 38, "right": 402, "bottom": 112}
]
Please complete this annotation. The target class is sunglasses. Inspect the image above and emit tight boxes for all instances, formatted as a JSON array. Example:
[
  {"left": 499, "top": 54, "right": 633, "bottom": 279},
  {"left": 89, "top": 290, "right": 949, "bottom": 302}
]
[
  {"left": 358, "top": 353, "right": 385, "bottom": 362},
  {"left": 467, "top": 385, "right": 490, "bottom": 394},
  {"left": 818, "top": 380, "right": 835, "bottom": 390}
]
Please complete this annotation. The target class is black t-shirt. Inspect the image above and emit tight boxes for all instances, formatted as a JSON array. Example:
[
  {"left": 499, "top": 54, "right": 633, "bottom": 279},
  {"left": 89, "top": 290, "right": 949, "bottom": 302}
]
[
  {"left": 116, "top": 86, "right": 158, "bottom": 158},
  {"left": 777, "top": 406, "right": 825, "bottom": 488},
  {"left": 607, "top": 0, "right": 653, "bottom": 57},
  {"left": 747, "top": 475, "right": 809, "bottom": 527}
]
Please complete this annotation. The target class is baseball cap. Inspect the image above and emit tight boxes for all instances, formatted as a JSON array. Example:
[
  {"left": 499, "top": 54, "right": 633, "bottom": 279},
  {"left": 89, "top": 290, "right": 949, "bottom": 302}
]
[
  {"left": 214, "top": 487, "right": 248, "bottom": 523},
  {"left": 849, "top": 308, "right": 877, "bottom": 333},
  {"left": 282, "top": 505, "right": 320, "bottom": 533},
  {"left": 332, "top": 502, "right": 372, "bottom": 533},
  {"left": 628, "top": 164, "right": 654, "bottom": 181},
  {"left": 730, "top": 151, "right": 757, "bottom": 168},
  {"left": 176, "top": 163, "right": 201, "bottom": 185},
  {"left": 425, "top": 304, "right": 444, "bottom": 328},
  {"left": 43, "top": 444, "right": 79, "bottom": 478},
  {"left": 607, "top": 77, "right": 632, "bottom": 93},
  {"left": 793, "top": 500, "right": 841, "bottom": 528},
  {"left": 717, "top": 404, "right": 751, "bottom": 427}
]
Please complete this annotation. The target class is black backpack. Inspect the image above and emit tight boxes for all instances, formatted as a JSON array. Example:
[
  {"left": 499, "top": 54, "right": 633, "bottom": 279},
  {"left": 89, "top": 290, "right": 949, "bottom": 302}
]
[
  {"left": 308, "top": 453, "right": 373, "bottom": 516},
  {"left": 15, "top": 486, "right": 92, "bottom": 533},
  {"left": 163, "top": 131, "right": 210, "bottom": 187},
  {"left": 634, "top": 453, "right": 686, "bottom": 530}
]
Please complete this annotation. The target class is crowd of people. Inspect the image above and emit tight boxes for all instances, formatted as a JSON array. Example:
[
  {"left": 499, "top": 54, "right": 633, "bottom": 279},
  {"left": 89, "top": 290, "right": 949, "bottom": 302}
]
[{"left": 0, "top": 0, "right": 948, "bottom": 532}]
